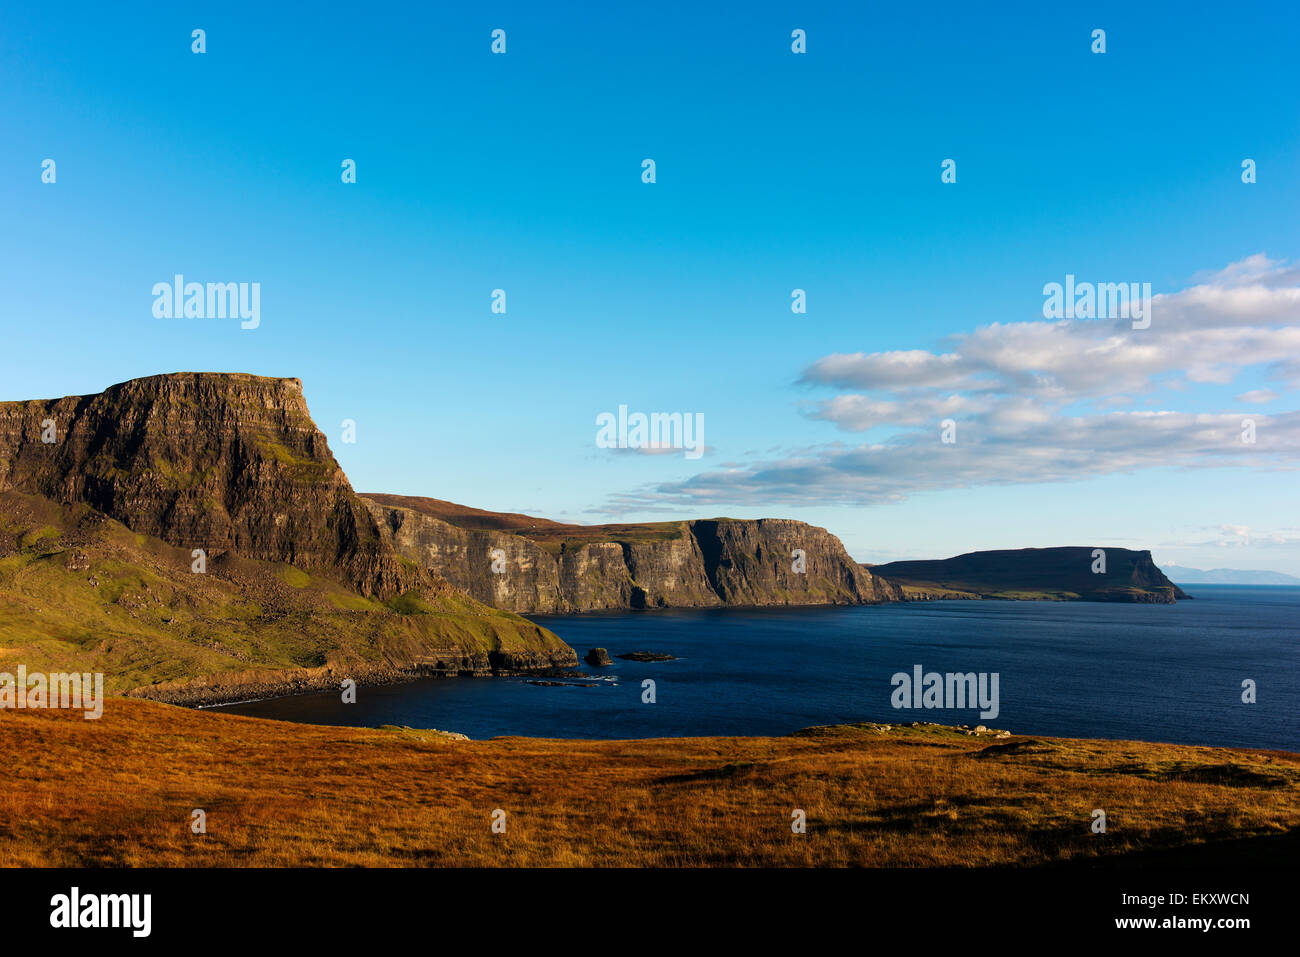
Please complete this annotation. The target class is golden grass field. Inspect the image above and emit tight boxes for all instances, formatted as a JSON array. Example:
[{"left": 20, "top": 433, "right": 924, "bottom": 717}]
[{"left": 2, "top": 698, "right": 1297, "bottom": 867}]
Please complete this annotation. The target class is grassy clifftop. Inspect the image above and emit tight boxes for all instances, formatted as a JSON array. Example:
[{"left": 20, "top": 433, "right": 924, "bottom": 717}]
[{"left": 362, "top": 492, "right": 688, "bottom": 556}]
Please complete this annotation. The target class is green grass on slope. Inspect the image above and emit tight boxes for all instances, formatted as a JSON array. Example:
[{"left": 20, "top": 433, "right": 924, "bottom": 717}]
[{"left": 0, "top": 491, "right": 571, "bottom": 693}]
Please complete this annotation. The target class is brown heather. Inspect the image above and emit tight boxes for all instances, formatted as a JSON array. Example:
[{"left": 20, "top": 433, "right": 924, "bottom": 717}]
[{"left": 2, "top": 700, "right": 1296, "bottom": 867}]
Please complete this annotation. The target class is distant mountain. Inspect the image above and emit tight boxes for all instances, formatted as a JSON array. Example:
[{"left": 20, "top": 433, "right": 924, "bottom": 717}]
[
  {"left": 1164, "top": 566, "right": 1300, "bottom": 585},
  {"left": 869, "top": 547, "right": 1190, "bottom": 603}
]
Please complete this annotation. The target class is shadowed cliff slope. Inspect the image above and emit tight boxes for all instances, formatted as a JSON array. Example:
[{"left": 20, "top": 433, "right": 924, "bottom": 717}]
[{"left": 362, "top": 493, "right": 900, "bottom": 613}]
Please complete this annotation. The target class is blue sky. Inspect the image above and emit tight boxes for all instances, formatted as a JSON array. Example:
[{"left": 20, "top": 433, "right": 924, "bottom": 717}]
[{"left": 3, "top": 2, "right": 1299, "bottom": 572}]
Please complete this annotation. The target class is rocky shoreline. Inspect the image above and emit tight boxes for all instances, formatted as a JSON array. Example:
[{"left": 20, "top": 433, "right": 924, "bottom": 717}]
[
  {"left": 128, "top": 650, "right": 581, "bottom": 709},
  {"left": 129, "top": 642, "right": 686, "bottom": 710}
]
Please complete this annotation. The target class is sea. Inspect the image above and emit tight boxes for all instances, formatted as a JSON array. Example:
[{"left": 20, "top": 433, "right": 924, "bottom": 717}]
[{"left": 217, "top": 585, "right": 1299, "bottom": 751}]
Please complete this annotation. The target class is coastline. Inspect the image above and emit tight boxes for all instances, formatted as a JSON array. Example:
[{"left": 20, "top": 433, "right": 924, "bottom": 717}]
[
  {"left": 126, "top": 597, "right": 930, "bottom": 709},
  {"left": 165, "top": 590, "right": 1296, "bottom": 751},
  {"left": 127, "top": 653, "right": 581, "bottom": 710}
]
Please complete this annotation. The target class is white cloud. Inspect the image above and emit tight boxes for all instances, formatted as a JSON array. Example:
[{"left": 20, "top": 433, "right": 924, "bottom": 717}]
[
  {"left": 600, "top": 410, "right": 1300, "bottom": 510},
  {"left": 602, "top": 256, "right": 1300, "bottom": 511},
  {"left": 802, "top": 258, "right": 1300, "bottom": 406}
]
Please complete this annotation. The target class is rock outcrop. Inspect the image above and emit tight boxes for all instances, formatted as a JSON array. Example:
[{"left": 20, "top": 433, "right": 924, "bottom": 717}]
[
  {"left": 362, "top": 494, "right": 901, "bottom": 613},
  {"left": 0, "top": 372, "right": 416, "bottom": 597}
]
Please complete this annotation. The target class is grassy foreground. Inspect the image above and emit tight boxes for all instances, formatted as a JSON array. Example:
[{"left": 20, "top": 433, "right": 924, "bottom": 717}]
[{"left": 4, "top": 699, "right": 1297, "bottom": 867}]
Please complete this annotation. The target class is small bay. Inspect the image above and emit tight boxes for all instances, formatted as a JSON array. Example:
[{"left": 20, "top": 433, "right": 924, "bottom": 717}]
[{"left": 218, "top": 585, "right": 1299, "bottom": 751}]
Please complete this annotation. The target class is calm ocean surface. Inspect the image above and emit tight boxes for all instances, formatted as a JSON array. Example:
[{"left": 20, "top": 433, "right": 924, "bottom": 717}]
[{"left": 218, "top": 585, "right": 1299, "bottom": 750}]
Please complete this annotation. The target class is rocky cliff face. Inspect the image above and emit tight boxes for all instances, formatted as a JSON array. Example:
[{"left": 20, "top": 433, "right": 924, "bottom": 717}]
[
  {"left": 0, "top": 374, "right": 578, "bottom": 697},
  {"left": 362, "top": 495, "right": 900, "bottom": 613},
  {"left": 0, "top": 372, "right": 418, "bottom": 597}
]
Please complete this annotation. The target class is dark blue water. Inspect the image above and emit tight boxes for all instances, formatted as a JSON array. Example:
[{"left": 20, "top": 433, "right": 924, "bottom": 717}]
[{"left": 218, "top": 585, "right": 1299, "bottom": 750}]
